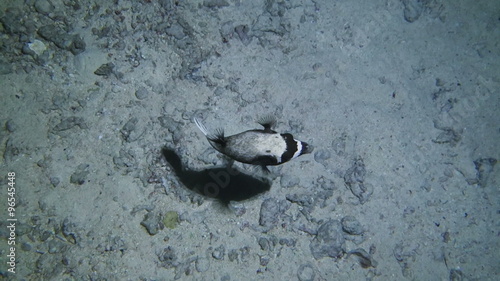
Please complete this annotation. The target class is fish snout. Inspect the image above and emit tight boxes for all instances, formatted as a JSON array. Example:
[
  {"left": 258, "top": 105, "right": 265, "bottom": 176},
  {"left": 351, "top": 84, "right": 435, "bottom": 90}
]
[{"left": 300, "top": 142, "right": 314, "bottom": 155}]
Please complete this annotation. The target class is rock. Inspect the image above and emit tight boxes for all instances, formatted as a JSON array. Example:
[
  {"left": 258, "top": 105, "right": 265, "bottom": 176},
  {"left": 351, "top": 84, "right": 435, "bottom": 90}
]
[
  {"left": 341, "top": 216, "right": 364, "bottom": 235},
  {"left": 97, "top": 235, "right": 127, "bottom": 253},
  {"left": 259, "top": 198, "right": 290, "bottom": 232},
  {"left": 34, "top": 0, "right": 55, "bottom": 15},
  {"left": 15, "top": 222, "right": 32, "bottom": 236},
  {"left": 473, "top": 158, "right": 497, "bottom": 187},
  {"left": 314, "top": 149, "right": 331, "bottom": 164},
  {"left": 450, "top": 268, "right": 463, "bottom": 281},
  {"left": 316, "top": 176, "right": 336, "bottom": 208},
  {"left": 113, "top": 40, "right": 126, "bottom": 51},
  {"left": 228, "top": 201, "right": 246, "bottom": 216},
  {"left": 228, "top": 249, "right": 238, "bottom": 262},
  {"left": 309, "top": 219, "right": 345, "bottom": 260},
  {"left": 165, "top": 23, "right": 185, "bottom": 40},
  {"left": 432, "top": 127, "right": 461, "bottom": 146},
  {"left": 0, "top": 60, "right": 13, "bottom": 75},
  {"left": 36, "top": 253, "right": 65, "bottom": 277},
  {"left": 39, "top": 230, "right": 52, "bottom": 242},
  {"left": 212, "top": 244, "right": 225, "bottom": 260},
  {"left": 265, "top": 0, "right": 288, "bottom": 17},
  {"left": 47, "top": 239, "right": 67, "bottom": 253},
  {"left": 332, "top": 132, "right": 347, "bottom": 156},
  {"left": 26, "top": 39, "right": 47, "bottom": 56},
  {"left": 286, "top": 193, "right": 315, "bottom": 212},
  {"left": 50, "top": 177, "right": 60, "bottom": 187},
  {"left": 258, "top": 236, "right": 278, "bottom": 251},
  {"left": 220, "top": 21, "right": 235, "bottom": 43},
  {"left": 3, "top": 138, "right": 19, "bottom": 162},
  {"left": 259, "top": 198, "right": 279, "bottom": 228},
  {"left": 344, "top": 157, "right": 373, "bottom": 204},
  {"left": 258, "top": 237, "right": 270, "bottom": 251},
  {"left": 195, "top": 257, "right": 210, "bottom": 272},
  {"left": 141, "top": 212, "right": 163, "bottom": 235},
  {"left": 203, "top": 0, "right": 230, "bottom": 8},
  {"left": 402, "top": 0, "right": 424, "bottom": 23},
  {"left": 37, "top": 24, "right": 86, "bottom": 55},
  {"left": 130, "top": 204, "right": 155, "bottom": 216},
  {"left": 234, "top": 25, "right": 252, "bottom": 45},
  {"left": 113, "top": 149, "right": 137, "bottom": 170},
  {"left": 280, "top": 175, "right": 299, "bottom": 188},
  {"left": 0, "top": 8, "right": 25, "bottom": 35},
  {"left": 70, "top": 164, "right": 90, "bottom": 185},
  {"left": 21, "top": 242, "right": 32, "bottom": 251},
  {"left": 61, "top": 217, "right": 79, "bottom": 244},
  {"left": 344, "top": 156, "right": 366, "bottom": 183},
  {"left": 135, "top": 86, "right": 149, "bottom": 100},
  {"left": 253, "top": 12, "right": 290, "bottom": 37},
  {"left": 69, "top": 35, "right": 86, "bottom": 55},
  {"left": 239, "top": 246, "right": 251, "bottom": 262},
  {"left": 53, "top": 117, "right": 87, "bottom": 131},
  {"left": 297, "top": 263, "right": 315, "bottom": 281},
  {"left": 259, "top": 256, "right": 270, "bottom": 266},
  {"left": 5, "top": 119, "right": 17, "bottom": 132},
  {"left": 162, "top": 211, "right": 179, "bottom": 229},
  {"left": 120, "top": 117, "right": 145, "bottom": 142},
  {"left": 158, "top": 116, "right": 180, "bottom": 132},
  {"left": 347, "top": 248, "right": 378, "bottom": 268},
  {"left": 94, "top": 62, "right": 115, "bottom": 77},
  {"left": 279, "top": 238, "right": 296, "bottom": 247},
  {"left": 174, "top": 257, "right": 197, "bottom": 279},
  {"left": 157, "top": 246, "right": 178, "bottom": 268}
]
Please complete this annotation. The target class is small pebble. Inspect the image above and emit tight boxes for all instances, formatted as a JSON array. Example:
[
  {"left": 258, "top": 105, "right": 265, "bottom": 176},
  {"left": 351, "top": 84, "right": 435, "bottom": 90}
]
[
  {"left": 348, "top": 248, "right": 378, "bottom": 268},
  {"left": 212, "top": 244, "right": 225, "bottom": 260},
  {"left": 21, "top": 242, "right": 32, "bottom": 251},
  {"left": 314, "top": 149, "right": 331, "bottom": 163},
  {"left": 341, "top": 216, "right": 364, "bottom": 235},
  {"left": 228, "top": 201, "right": 246, "bottom": 216},
  {"left": 195, "top": 257, "right": 210, "bottom": 272},
  {"left": 280, "top": 175, "right": 299, "bottom": 188},
  {"left": 5, "top": 119, "right": 17, "bottom": 132},
  {"left": 297, "top": 263, "right": 315, "bottom": 281},
  {"left": 50, "top": 176, "right": 60, "bottom": 189},
  {"left": 141, "top": 212, "right": 162, "bottom": 235},
  {"left": 259, "top": 198, "right": 289, "bottom": 231},
  {"left": 47, "top": 239, "right": 66, "bottom": 253},
  {"left": 94, "top": 62, "right": 115, "bottom": 77},
  {"left": 70, "top": 164, "right": 90, "bottom": 185},
  {"left": 34, "top": 0, "right": 55, "bottom": 15},
  {"left": 228, "top": 249, "right": 238, "bottom": 262},
  {"left": 112, "top": 85, "right": 122, "bottom": 93},
  {"left": 259, "top": 256, "right": 270, "bottom": 266},
  {"left": 310, "top": 219, "right": 345, "bottom": 260},
  {"left": 135, "top": 86, "right": 149, "bottom": 100},
  {"left": 258, "top": 237, "right": 270, "bottom": 251}
]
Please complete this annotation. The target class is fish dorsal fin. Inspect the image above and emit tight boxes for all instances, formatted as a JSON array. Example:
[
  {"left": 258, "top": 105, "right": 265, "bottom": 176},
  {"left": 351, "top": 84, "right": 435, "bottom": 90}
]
[
  {"left": 257, "top": 115, "right": 277, "bottom": 132},
  {"left": 193, "top": 117, "right": 227, "bottom": 146},
  {"left": 208, "top": 128, "right": 226, "bottom": 146}
]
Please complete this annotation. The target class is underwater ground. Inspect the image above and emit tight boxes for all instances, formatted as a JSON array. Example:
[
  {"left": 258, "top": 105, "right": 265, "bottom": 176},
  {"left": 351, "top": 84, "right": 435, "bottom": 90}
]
[{"left": 0, "top": 0, "right": 499, "bottom": 280}]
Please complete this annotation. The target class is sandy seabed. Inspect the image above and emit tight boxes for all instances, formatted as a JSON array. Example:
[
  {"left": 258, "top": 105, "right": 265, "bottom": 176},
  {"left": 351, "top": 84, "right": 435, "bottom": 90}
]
[{"left": 0, "top": 0, "right": 498, "bottom": 280}]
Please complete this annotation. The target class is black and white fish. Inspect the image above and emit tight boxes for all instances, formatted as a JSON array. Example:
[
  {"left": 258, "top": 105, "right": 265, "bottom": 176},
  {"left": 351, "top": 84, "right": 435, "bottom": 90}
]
[{"left": 194, "top": 116, "right": 313, "bottom": 172}]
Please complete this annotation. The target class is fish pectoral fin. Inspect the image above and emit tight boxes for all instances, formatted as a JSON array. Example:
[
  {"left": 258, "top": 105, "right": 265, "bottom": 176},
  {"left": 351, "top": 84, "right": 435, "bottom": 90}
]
[
  {"left": 194, "top": 117, "right": 209, "bottom": 136},
  {"left": 252, "top": 155, "right": 279, "bottom": 166},
  {"left": 260, "top": 165, "right": 271, "bottom": 174}
]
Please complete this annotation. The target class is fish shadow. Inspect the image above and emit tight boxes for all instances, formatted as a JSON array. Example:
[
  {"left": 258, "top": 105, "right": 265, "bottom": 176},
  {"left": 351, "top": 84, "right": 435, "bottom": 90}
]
[{"left": 161, "top": 148, "right": 271, "bottom": 203}]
